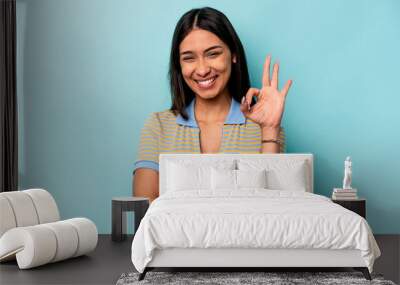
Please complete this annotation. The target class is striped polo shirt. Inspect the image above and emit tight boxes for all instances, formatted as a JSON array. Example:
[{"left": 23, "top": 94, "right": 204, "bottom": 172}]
[{"left": 133, "top": 97, "right": 285, "bottom": 173}]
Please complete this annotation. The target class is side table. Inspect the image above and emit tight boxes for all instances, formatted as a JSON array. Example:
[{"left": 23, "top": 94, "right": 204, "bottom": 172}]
[
  {"left": 332, "top": 198, "right": 366, "bottom": 218},
  {"left": 112, "top": 197, "right": 149, "bottom": 242}
]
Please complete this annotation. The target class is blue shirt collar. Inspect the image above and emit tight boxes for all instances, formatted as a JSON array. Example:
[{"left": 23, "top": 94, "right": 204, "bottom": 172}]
[{"left": 176, "top": 97, "right": 246, "bottom": 128}]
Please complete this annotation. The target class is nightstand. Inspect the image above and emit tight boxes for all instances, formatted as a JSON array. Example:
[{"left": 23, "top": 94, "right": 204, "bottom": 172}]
[
  {"left": 332, "top": 198, "right": 366, "bottom": 218},
  {"left": 111, "top": 197, "right": 149, "bottom": 242}
]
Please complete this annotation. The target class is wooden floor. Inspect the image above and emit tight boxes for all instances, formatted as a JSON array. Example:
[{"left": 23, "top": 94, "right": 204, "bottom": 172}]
[{"left": 0, "top": 234, "right": 399, "bottom": 285}]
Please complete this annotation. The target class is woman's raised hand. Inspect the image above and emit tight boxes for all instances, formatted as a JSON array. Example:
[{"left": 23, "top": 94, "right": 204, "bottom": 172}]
[{"left": 240, "top": 55, "right": 292, "bottom": 129}]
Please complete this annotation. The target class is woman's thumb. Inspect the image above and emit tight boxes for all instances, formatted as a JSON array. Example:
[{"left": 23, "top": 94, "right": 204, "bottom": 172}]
[{"left": 240, "top": 88, "right": 260, "bottom": 115}]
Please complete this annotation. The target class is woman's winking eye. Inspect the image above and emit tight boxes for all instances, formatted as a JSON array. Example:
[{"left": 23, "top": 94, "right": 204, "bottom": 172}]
[
  {"left": 207, "top": 51, "right": 221, "bottom": 58},
  {"left": 181, "top": 50, "right": 222, "bottom": 62}
]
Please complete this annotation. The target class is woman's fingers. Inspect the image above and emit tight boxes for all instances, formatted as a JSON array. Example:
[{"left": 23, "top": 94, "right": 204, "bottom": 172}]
[
  {"left": 239, "top": 98, "right": 249, "bottom": 114},
  {"left": 262, "top": 55, "right": 271, "bottom": 87},
  {"left": 271, "top": 62, "right": 279, "bottom": 89},
  {"left": 281, "top": 79, "right": 293, "bottom": 97},
  {"left": 262, "top": 55, "right": 281, "bottom": 90},
  {"left": 241, "top": 88, "right": 260, "bottom": 114}
]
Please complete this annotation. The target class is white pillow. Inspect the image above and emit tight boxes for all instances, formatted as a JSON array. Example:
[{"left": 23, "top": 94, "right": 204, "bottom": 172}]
[
  {"left": 237, "top": 159, "right": 309, "bottom": 191},
  {"left": 236, "top": 169, "right": 267, "bottom": 188},
  {"left": 211, "top": 168, "right": 236, "bottom": 190},
  {"left": 211, "top": 168, "right": 268, "bottom": 190},
  {"left": 166, "top": 162, "right": 211, "bottom": 191},
  {"left": 266, "top": 165, "right": 307, "bottom": 191},
  {"left": 166, "top": 158, "right": 236, "bottom": 171},
  {"left": 166, "top": 159, "right": 236, "bottom": 192}
]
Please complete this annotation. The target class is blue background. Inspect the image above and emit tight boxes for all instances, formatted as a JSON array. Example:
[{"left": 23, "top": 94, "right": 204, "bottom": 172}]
[{"left": 16, "top": 0, "right": 400, "bottom": 234}]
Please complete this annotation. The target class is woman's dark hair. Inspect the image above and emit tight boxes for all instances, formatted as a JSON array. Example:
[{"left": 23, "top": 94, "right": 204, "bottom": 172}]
[{"left": 169, "top": 7, "right": 250, "bottom": 120}]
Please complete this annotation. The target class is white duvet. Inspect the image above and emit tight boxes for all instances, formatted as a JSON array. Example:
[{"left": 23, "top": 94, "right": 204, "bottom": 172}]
[{"left": 131, "top": 190, "right": 380, "bottom": 273}]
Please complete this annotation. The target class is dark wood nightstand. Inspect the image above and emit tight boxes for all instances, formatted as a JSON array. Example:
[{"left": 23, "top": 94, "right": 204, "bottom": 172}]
[
  {"left": 332, "top": 198, "right": 366, "bottom": 218},
  {"left": 111, "top": 197, "right": 149, "bottom": 242}
]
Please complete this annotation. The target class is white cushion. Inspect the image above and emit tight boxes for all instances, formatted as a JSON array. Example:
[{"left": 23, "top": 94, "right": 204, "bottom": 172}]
[
  {"left": 0, "top": 189, "right": 98, "bottom": 269},
  {"left": 0, "top": 225, "right": 57, "bottom": 268},
  {"left": 211, "top": 168, "right": 237, "bottom": 190},
  {"left": 42, "top": 221, "right": 79, "bottom": 262},
  {"left": 0, "top": 191, "right": 39, "bottom": 227},
  {"left": 0, "top": 189, "right": 60, "bottom": 237},
  {"left": 166, "top": 158, "right": 236, "bottom": 170},
  {"left": 238, "top": 159, "right": 309, "bottom": 191},
  {"left": 166, "top": 162, "right": 211, "bottom": 191},
  {"left": 24, "top": 189, "right": 60, "bottom": 223},
  {"left": 0, "top": 218, "right": 97, "bottom": 269},
  {"left": 236, "top": 169, "right": 267, "bottom": 188},
  {"left": 65, "top": 218, "right": 98, "bottom": 257},
  {"left": 0, "top": 196, "right": 17, "bottom": 237},
  {"left": 166, "top": 159, "right": 236, "bottom": 192},
  {"left": 211, "top": 169, "right": 267, "bottom": 190}
]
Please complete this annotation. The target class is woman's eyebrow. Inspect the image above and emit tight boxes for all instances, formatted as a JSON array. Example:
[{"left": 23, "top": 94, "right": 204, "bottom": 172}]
[{"left": 180, "top": 45, "right": 223, "bottom": 56}]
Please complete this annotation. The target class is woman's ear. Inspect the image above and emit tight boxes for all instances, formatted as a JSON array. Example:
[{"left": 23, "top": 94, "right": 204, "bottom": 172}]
[{"left": 232, "top": 54, "right": 237, "bottom": 63}]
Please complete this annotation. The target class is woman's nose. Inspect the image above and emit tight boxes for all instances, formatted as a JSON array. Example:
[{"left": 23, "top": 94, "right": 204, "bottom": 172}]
[{"left": 195, "top": 59, "right": 211, "bottom": 77}]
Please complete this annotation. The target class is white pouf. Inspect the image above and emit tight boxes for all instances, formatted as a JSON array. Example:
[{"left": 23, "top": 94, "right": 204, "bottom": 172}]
[{"left": 0, "top": 189, "right": 98, "bottom": 269}]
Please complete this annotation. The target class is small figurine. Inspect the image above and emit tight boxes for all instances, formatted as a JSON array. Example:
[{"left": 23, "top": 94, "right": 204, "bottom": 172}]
[{"left": 342, "top": 156, "right": 352, "bottom": 189}]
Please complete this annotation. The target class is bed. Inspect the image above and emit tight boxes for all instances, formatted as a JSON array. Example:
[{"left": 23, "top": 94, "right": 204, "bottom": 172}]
[{"left": 131, "top": 154, "right": 380, "bottom": 281}]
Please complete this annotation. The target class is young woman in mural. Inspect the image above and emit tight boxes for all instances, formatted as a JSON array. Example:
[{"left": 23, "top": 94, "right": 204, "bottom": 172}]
[{"left": 133, "top": 7, "right": 292, "bottom": 202}]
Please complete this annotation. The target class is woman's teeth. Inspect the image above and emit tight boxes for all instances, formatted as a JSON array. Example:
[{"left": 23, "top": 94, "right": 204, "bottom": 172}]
[{"left": 196, "top": 76, "right": 217, "bottom": 88}]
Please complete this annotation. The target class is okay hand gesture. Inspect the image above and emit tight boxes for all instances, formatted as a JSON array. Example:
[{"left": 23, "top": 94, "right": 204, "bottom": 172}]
[{"left": 240, "top": 55, "right": 292, "bottom": 129}]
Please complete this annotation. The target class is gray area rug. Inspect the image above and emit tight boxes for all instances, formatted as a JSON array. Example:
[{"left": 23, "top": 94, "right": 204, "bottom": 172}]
[{"left": 116, "top": 271, "right": 396, "bottom": 285}]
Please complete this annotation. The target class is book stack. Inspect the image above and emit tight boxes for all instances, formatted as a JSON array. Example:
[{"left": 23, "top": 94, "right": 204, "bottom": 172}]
[{"left": 332, "top": 188, "right": 358, "bottom": 200}]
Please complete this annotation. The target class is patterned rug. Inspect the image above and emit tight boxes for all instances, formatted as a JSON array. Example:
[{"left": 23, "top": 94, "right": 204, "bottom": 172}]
[{"left": 116, "top": 271, "right": 396, "bottom": 285}]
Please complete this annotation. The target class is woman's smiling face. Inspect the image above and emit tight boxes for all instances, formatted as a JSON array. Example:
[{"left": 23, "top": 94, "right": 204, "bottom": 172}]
[{"left": 179, "top": 28, "right": 236, "bottom": 100}]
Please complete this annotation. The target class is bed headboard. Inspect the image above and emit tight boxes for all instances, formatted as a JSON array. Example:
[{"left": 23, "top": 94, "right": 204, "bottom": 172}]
[{"left": 159, "top": 153, "right": 314, "bottom": 195}]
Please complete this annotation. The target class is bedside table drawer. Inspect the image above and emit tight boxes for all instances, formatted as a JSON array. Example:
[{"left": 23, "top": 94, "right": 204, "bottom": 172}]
[{"left": 332, "top": 199, "right": 366, "bottom": 218}]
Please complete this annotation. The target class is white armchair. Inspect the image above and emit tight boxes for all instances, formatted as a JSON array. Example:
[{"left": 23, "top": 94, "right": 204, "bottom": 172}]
[{"left": 0, "top": 188, "right": 98, "bottom": 269}]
